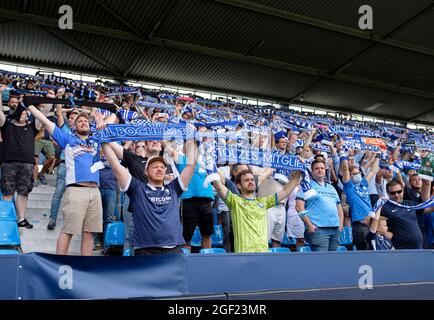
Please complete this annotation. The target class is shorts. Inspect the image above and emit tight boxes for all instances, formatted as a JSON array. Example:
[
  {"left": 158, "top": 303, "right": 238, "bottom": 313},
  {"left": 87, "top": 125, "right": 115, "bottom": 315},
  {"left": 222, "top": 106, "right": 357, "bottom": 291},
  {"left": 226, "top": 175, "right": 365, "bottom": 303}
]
[
  {"left": 182, "top": 197, "right": 214, "bottom": 242},
  {"left": 61, "top": 186, "right": 103, "bottom": 235},
  {"left": 286, "top": 212, "right": 305, "bottom": 239},
  {"left": 1, "top": 162, "right": 34, "bottom": 196},
  {"left": 267, "top": 204, "right": 286, "bottom": 242},
  {"left": 35, "top": 139, "right": 55, "bottom": 158}
]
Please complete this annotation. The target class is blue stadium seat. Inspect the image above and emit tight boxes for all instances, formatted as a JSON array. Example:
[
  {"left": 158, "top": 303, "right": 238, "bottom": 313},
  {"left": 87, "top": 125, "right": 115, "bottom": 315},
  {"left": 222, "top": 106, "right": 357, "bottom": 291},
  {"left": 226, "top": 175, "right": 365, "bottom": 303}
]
[
  {"left": 0, "top": 221, "right": 21, "bottom": 246},
  {"left": 336, "top": 246, "right": 348, "bottom": 251},
  {"left": 281, "top": 234, "right": 296, "bottom": 246},
  {"left": 297, "top": 246, "right": 311, "bottom": 252},
  {"left": 103, "top": 221, "right": 125, "bottom": 248},
  {"left": 190, "top": 226, "right": 202, "bottom": 247},
  {"left": 211, "top": 224, "right": 223, "bottom": 247},
  {"left": 0, "top": 249, "right": 20, "bottom": 255},
  {"left": 212, "top": 208, "right": 218, "bottom": 225},
  {"left": 181, "top": 247, "right": 191, "bottom": 254},
  {"left": 199, "top": 248, "right": 226, "bottom": 254},
  {"left": 0, "top": 201, "right": 16, "bottom": 221},
  {"left": 339, "top": 226, "right": 353, "bottom": 246},
  {"left": 269, "top": 247, "right": 291, "bottom": 253}
]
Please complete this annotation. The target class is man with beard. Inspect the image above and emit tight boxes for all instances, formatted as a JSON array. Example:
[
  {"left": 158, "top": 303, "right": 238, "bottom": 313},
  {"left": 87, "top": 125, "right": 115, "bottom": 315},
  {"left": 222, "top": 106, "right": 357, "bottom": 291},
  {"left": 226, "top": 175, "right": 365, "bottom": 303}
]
[
  {"left": 101, "top": 139, "right": 197, "bottom": 255},
  {"left": 211, "top": 169, "right": 302, "bottom": 253},
  {"left": 28, "top": 105, "right": 102, "bottom": 256}
]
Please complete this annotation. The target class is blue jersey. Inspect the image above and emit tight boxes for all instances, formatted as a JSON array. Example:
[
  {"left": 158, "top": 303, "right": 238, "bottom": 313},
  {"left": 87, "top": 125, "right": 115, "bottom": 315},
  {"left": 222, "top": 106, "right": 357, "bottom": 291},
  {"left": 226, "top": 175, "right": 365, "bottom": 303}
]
[
  {"left": 367, "top": 232, "right": 394, "bottom": 250},
  {"left": 124, "top": 176, "right": 186, "bottom": 248},
  {"left": 59, "top": 123, "right": 73, "bottom": 161},
  {"left": 343, "top": 178, "right": 372, "bottom": 222},
  {"left": 296, "top": 180, "right": 341, "bottom": 227},
  {"left": 381, "top": 201, "right": 423, "bottom": 249},
  {"left": 175, "top": 154, "right": 214, "bottom": 200},
  {"left": 52, "top": 126, "right": 99, "bottom": 186}
]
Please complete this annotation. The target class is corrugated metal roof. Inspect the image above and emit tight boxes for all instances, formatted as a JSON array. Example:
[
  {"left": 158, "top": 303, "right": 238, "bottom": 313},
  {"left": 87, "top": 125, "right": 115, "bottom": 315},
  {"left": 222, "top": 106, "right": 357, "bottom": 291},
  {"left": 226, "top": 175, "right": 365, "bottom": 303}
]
[
  {"left": 342, "top": 44, "right": 434, "bottom": 87},
  {"left": 391, "top": 8, "right": 434, "bottom": 49},
  {"left": 102, "top": 0, "right": 172, "bottom": 36},
  {"left": 24, "top": 0, "right": 130, "bottom": 31},
  {"left": 302, "top": 79, "right": 434, "bottom": 120},
  {"left": 248, "top": 0, "right": 433, "bottom": 36},
  {"left": 157, "top": 0, "right": 372, "bottom": 71},
  {"left": 0, "top": 21, "right": 105, "bottom": 72},
  {"left": 0, "top": 0, "right": 433, "bottom": 124},
  {"left": 130, "top": 45, "right": 319, "bottom": 99}
]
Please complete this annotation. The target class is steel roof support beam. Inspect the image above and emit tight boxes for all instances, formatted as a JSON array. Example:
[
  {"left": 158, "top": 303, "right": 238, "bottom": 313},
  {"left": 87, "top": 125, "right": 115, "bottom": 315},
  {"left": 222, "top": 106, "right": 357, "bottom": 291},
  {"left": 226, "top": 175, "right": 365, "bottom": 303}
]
[
  {"left": 39, "top": 26, "right": 123, "bottom": 77},
  {"left": 408, "top": 108, "right": 434, "bottom": 122},
  {"left": 1, "top": 9, "right": 433, "bottom": 100},
  {"left": 212, "top": 0, "right": 434, "bottom": 57}
]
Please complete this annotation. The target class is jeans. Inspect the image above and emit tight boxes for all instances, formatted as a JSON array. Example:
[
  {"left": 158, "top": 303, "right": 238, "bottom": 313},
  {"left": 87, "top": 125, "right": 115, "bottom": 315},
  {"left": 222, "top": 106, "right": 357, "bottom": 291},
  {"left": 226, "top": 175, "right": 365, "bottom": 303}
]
[
  {"left": 218, "top": 211, "right": 233, "bottom": 253},
  {"left": 100, "top": 188, "right": 116, "bottom": 235},
  {"left": 304, "top": 227, "right": 340, "bottom": 251},
  {"left": 122, "top": 194, "right": 134, "bottom": 253},
  {"left": 49, "top": 162, "right": 66, "bottom": 221}
]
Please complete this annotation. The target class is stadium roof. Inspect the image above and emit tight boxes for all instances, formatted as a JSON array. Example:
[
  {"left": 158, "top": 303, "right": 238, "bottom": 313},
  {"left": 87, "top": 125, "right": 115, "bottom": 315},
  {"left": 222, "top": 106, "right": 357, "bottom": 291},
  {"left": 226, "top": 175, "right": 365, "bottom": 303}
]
[{"left": 0, "top": 0, "right": 433, "bottom": 125}]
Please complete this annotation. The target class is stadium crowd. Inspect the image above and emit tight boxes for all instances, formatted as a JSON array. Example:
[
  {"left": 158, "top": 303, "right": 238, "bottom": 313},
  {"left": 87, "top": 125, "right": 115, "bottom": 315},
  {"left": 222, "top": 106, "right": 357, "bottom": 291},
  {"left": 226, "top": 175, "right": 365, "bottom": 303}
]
[{"left": 0, "top": 69, "right": 433, "bottom": 256}]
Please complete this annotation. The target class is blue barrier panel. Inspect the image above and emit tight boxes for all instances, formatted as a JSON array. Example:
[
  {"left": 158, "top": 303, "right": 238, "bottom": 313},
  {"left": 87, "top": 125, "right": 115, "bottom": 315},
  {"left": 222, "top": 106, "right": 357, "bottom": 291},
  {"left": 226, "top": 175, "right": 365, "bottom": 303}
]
[
  {"left": 0, "top": 255, "right": 19, "bottom": 299},
  {"left": 1, "top": 250, "right": 433, "bottom": 299},
  {"left": 15, "top": 253, "right": 188, "bottom": 300},
  {"left": 185, "top": 250, "right": 434, "bottom": 295}
]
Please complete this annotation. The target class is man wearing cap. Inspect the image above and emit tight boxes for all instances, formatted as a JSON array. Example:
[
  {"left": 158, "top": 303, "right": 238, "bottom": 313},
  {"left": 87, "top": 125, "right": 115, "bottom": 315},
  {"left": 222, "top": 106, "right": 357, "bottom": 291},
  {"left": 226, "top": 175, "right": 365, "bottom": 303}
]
[
  {"left": 28, "top": 105, "right": 103, "bottom": 256},
  {"left": 101, "top": 139, "right": 197, "bottom": 255}
]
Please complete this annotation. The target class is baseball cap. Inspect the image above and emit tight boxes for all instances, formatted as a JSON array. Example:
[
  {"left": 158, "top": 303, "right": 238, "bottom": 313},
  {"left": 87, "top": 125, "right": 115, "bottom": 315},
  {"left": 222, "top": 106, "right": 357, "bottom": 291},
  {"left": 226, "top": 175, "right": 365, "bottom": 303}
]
[{"left": 145, "top": 156, "right": 166, "bottom": 171}]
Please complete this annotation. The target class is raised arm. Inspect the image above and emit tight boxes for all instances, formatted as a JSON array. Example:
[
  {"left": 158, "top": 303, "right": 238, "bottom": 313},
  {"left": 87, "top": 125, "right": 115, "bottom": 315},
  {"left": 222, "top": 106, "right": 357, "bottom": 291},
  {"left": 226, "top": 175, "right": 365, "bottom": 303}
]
[
  {"left": 27, "top": 105, "right": 55, "bottom": 134},
  {"left": 179, "top": 139, "right": 197, "bottom": 189},
  {"left": 212, "top": 172, "right": 229, "bottom": 200},
  {"left": 277, "top": 171, "right": 301, "bottom": 202},
  {"left": 365, "top": 156, "right": 380, "bottom": 182},
  {"left": 369, "top": 205, "right": 383, "bottom": 234},
  {"left": 362, "top": 152, "right": 375, "bottom": 173},
  {"left": 337, "top": 204, "right": 344, "bottom": 232},
  {"left": 108, "top": 142, "right": 125, "bottom": 160},
  {"left": 257, "top": 167, "right": 274, "bottom": 187},
  {"left": 101, "top": 143, "right": 130, "bottom": 190},
  {"left": 340, "top": 154, "right": 351, "bottom": 184}
]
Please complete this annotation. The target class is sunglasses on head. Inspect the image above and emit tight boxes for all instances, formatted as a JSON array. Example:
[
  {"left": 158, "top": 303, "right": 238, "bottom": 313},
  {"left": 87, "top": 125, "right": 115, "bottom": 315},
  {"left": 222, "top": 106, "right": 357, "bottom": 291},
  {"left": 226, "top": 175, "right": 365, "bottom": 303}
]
[{"left": 389, "top": 189, "right": 402, "bottom": 195}]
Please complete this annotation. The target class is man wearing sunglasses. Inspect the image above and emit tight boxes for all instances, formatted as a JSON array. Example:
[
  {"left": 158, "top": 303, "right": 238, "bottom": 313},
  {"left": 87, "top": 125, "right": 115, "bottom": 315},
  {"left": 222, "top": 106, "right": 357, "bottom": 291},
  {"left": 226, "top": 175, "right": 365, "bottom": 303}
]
[{"left": 380, "top": 180, "right": 431, "bottom": 249}]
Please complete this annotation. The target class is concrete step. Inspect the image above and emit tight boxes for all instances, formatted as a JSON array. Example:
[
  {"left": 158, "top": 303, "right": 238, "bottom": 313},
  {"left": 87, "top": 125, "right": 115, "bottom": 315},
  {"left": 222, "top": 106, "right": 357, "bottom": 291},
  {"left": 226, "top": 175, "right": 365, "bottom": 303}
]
[
  {"left": 30, "top": 185, "right": 55, "bottom": 194},
  {"left": 19, "top": 215, "right": 81, "bottom": 255},
  {"left": 27, "top": 199, "right": 52, "bottom": 209},
  {"left": 28, "top": 193, "right": 54, "bottom": 201},
  {"left": 25, "top": 207, "right": 53, "bottom": 217}
]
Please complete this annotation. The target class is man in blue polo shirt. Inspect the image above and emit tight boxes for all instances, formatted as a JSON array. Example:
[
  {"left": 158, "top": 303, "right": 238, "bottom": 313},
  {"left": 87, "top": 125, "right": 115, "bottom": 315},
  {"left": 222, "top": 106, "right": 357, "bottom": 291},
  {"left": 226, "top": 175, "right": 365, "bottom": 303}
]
[
  {"left": 101, "top": 139, "right": 196, "bottom": 255},
  {"left": 296, "top": 159, "right": 343, "bottom": 251}
]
